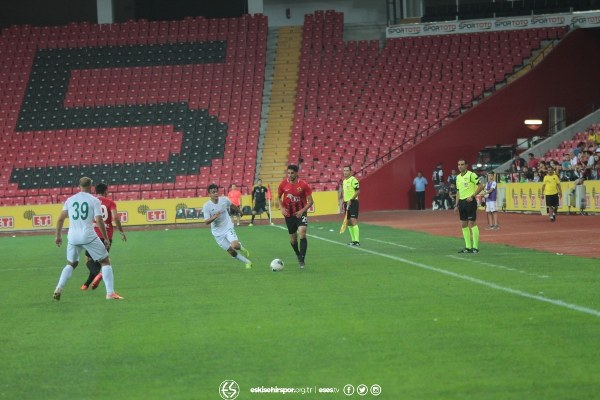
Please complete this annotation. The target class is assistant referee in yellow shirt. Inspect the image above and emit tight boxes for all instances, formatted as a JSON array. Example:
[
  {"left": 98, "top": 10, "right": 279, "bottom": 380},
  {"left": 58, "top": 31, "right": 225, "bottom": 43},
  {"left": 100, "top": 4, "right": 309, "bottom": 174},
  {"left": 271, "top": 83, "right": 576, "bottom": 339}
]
[
  {"left": 341, "top": 165, "right": 360, "bottom": 246},
  {"left": 455, "top": 159, "right": 484, "bottom": 253}
]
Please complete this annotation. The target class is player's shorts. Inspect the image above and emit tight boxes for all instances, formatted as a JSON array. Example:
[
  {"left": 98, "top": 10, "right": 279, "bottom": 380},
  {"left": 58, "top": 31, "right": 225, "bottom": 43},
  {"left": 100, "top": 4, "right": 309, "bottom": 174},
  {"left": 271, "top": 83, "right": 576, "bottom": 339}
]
[
  {"left": 67, "top": 236, "right": 109, "bottom": 263},
  {"left": 253, "top": 201, "right": 267, "bottom": 213},
  {"left": 285, "top": 214, "right": 308, "bottom": 234},
  {"left": 85, "top": 238, "right": 113, "bottom": 259},
  {"left": 228, "top": 206, "right": 241, "bottom": 216},
  {"left": 545, "top": 194, "right": 559, "bottom": 208},
  {"left": 458, "top": 198, "right": 478, "bottom": 222},
  {"left": 485, "top": 200, "right": 497, "bottom": 213},
  {"left": 213, "top": 228, "right": 240, "bottom": 250},
  {"left": 344, "top": 199, "right": 359, "bottom": 219}
]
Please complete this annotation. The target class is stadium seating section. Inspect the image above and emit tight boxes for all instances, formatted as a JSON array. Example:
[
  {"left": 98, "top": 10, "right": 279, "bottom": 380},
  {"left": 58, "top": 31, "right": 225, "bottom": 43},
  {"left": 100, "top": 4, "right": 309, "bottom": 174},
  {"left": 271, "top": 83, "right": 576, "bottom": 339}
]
[
  {"left": 0, "top": 15, "right": 266, "bottom": 205},
  {"left": 0, "top": 11, "right": 569, "bottom": 205},
  {"left": 290, "top": 10, "right": 566, "bottom": 191}
]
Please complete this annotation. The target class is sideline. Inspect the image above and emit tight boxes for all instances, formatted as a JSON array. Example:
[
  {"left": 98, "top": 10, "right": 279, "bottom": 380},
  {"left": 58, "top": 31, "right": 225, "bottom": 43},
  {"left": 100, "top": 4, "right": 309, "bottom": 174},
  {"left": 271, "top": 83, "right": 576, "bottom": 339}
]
[{"left": 277, "top": 226, "right": 600, "bottom": 319}]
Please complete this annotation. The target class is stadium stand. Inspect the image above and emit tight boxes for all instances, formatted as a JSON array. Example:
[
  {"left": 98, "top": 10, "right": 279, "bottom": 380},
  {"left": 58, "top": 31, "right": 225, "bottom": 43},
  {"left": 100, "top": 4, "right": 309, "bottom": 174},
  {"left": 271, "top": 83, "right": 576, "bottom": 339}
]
[
  {"left": 0, "top": 15, "right": 266, "bottom": 205},
  {"left": 289, "top": 10, "right": 567, "bottom": 190}
]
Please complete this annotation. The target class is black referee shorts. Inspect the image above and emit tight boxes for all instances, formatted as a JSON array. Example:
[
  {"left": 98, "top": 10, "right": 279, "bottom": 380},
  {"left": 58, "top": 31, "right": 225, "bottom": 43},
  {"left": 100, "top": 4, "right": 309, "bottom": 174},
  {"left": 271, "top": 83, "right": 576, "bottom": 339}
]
[{"left": 458, "top": 199, "right": 478, "bottom": 222}]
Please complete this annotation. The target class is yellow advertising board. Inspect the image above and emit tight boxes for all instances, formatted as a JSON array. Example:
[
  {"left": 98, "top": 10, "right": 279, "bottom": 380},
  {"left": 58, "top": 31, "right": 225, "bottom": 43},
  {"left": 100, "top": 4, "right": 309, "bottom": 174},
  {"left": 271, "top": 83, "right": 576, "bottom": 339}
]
[
  {"left": 499, "top": 181, "right": 600, "bottom": 212},
  {"left": 0, "top": 191, "right": 340, "bottom": 232}
]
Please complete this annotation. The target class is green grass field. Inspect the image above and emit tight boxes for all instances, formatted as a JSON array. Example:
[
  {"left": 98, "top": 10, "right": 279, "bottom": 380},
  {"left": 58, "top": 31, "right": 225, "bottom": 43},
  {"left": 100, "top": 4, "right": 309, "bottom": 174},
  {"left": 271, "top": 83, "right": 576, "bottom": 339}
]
[{"left": 1, "top": 222, "right": 599, "bottom": 400}]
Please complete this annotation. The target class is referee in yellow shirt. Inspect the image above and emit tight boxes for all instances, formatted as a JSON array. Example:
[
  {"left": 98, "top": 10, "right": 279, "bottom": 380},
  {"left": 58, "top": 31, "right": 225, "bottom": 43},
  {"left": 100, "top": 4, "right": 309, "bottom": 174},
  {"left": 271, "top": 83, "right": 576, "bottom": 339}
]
[
  {"left": 455, "top": 159, "right": 484, "bottom": 253},
  {"left": 341, "top": 165, "right": 360, "bottom": 246}
]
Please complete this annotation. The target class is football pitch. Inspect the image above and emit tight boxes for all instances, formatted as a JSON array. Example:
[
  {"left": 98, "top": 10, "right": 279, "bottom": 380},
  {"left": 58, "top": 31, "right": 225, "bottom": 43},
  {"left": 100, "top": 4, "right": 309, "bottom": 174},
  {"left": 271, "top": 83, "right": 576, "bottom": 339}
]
[{"left": 1, "top": 222, "right": 599, "bottom": 400}]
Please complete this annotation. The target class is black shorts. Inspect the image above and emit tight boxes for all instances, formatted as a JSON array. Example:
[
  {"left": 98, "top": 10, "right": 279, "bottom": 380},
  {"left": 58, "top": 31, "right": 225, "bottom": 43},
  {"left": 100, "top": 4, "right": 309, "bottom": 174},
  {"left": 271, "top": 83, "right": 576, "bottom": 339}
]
[
  {"left": 344, "top": 199, "right": 359, "bottom": 219},
  {"left": 253, "top": 201, "right": 267, "bottom": 213},
  {"left": 228, "top": 206, "right": 240, "bottom": 216},
  {"left": 284, "top": 214, "right": 308, "bottom": 234},
  {"left": 545, "top": 194, "right": 559, "bottom": 208},
  {"left": 458, "top": 199, "right": 478, "bottom": 222}
]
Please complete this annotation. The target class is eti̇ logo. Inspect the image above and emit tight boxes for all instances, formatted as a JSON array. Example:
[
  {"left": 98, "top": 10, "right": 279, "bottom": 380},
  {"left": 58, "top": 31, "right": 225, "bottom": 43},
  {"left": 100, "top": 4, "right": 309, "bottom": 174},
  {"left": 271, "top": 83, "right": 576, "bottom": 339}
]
[
  {"left": 32, "top": 214, "right": 52, "bottom": 227},
  {"left": 219, "top": 380, "right": 240, "bottom": 400},
  {"left": 0, "top": 216, "right": 15, "bottom": 229},
  {"left": 146, "top": 209, "right": 166, "bottom": 222},
  {"left": 117, "top": 211, "right": 128, "bottom": 223}
]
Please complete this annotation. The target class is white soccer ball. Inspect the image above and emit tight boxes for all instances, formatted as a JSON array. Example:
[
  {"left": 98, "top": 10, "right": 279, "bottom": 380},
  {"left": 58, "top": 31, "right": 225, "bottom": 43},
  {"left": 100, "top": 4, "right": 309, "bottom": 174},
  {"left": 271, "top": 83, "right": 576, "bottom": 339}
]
[{"left": 270, "top": 258, "right": 284, "bottom": 272}]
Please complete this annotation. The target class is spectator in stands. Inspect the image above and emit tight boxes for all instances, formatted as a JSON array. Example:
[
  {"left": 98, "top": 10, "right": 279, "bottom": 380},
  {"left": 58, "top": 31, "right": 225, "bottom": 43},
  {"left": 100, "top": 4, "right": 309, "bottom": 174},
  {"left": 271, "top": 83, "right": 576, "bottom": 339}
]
[
  {"left": 413, "top": 171, "right": 428, "bottom": 210},
  {"left": 541, "top": 166, "right": 562, "bottom": 222},
  {"left": 432, "top": 181, "right": 452, "bottom": 210},
  {"left": 432, "top": 163, "right": 444, "bottom": 190},
  {"left": 573, "top": 141, "right": 586, "bottom": 157},
  {"left": 560, "top": 154, "right": 574, "bottom": 181},
  {"left": 482, "top": 172, "right": 499, "bottom": 230},
  {"left": 522, "top": 165, "right": 534, "bottom": 181},
  {"left": 249, "top": 179, "right": 271, "bottom": 226},
  {"left": 527, "top": 153, "right": 539, "bottom": 169},
  {"left": 590, "top": 151, "right": 600, "bottom": 180},
  {"left": 511, "top": 153, "right": 527, "bottom": 172},
  {"left": 587, "top": 127, "right": 600, "bottom": 146},
  {"left": 227, "top": 184, "right": 243, "bottom": 226},
  {"left": 203, "top": 184, "right": 252, "bottom": 269},
  {"left": 447, "top": 169, "right": 458, "bottom": 186},
  {"left": 448, "top": 183, "right": 457, "bottom": 208}
]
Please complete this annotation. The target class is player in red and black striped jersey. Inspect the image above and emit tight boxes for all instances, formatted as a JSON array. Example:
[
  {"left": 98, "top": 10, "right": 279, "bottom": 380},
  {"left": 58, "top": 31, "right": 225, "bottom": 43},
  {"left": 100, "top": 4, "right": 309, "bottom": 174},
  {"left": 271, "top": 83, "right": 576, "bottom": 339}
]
[
  {"left": 278, "top": 164, "right": 314, "bottom": 268},
  {"left": 81, "top": 183, "right": 127, "bottom": 290}
]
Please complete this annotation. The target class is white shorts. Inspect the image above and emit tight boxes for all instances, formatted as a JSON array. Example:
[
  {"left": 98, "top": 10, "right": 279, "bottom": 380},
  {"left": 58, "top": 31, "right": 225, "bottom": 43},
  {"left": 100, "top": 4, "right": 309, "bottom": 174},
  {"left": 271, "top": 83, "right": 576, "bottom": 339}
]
[
  {"left": 213, "top": 228, "right": 239, "bottom": 251},
  {"left": 67, "top": 237, "right": 109, "bottom": 263},
  {"left": 485, "top": 201, "right": 497, "bottom": 213}
]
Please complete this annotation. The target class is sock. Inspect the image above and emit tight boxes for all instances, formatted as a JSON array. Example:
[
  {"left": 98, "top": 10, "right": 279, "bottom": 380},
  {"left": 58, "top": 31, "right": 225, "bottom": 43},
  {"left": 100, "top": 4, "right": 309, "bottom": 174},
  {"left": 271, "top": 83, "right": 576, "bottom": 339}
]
[
  {"left": 84, "top": 259, "right": 96, "bottom": 286},
  {"left": 101, "top": 265, "right": 115, "bottom": 295},
  {"left": 471, "top": 226, "right": 480, "bottom": 249},
  {"left": 462, "top": 227, "right": 472, "bottom": 248},
  {"left": 353, "top": 225, "right": 360, "bottom": 242},
  {"left": 291, "top": 241, "right": 300, "bottom": 257},
  {"left": 348, "top": 225, "right": 356, "bottom": 241},
  {"left": 56, "top": 265, "right": 73, "bottom": 290},
  {"left": 251, "top": 215, "right": 255, "bottom": 223},
  {"left": 299, "top": 238, "right": 307, "bottom": 261},
  {"left": 235, "top": 254, "right": 250, "bottom": 263}
]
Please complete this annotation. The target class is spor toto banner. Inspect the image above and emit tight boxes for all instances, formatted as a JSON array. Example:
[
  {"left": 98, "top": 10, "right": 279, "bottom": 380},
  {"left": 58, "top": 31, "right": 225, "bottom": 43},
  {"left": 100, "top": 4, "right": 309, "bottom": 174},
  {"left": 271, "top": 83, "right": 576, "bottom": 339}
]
[{"left": 386, "top": 11, "right": 600, "bottom": 38}]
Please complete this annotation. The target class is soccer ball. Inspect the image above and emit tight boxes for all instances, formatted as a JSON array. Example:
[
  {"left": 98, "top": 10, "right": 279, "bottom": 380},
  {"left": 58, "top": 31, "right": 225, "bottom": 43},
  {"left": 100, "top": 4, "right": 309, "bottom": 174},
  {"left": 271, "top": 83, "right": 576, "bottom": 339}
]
[{"left": 270, "top": 258, "right": 284, "bottom": 272}]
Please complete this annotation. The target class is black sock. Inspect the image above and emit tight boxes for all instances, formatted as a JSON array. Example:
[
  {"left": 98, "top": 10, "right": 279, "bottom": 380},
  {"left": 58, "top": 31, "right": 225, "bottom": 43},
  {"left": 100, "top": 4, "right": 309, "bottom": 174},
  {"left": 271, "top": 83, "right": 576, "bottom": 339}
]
[
  {"left": 291, "top": 241, "right": 300, "bottom": 258},
  {"left": 84, "top": 259, "right": 96, "bottom": 286},
  {"left": 251, "top": 215, "right": 255, "bottom": 223},
  {"left": 300, "top": 238, "right": 307, "bottom": 261}
]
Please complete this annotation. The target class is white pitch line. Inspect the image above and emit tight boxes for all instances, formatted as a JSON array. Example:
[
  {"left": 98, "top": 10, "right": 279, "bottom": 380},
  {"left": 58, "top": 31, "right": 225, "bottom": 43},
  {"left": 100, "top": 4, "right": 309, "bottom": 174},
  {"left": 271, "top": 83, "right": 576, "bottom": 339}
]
[
  {"left": 365, "top": 238, "right": 415, "bottom": 250},
  {"left": 281, "top": 226, "right": 600, "bottom": 318},
  {"left": 447, "top": 255, "right": 550, "bottom": 279}
]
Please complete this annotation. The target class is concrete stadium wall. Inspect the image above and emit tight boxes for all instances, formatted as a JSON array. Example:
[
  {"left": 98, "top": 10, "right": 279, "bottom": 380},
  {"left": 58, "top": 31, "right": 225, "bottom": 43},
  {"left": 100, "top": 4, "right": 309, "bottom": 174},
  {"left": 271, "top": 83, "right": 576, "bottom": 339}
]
[{"left": 360, "top": 27, "right": 600, "bottom": 211}]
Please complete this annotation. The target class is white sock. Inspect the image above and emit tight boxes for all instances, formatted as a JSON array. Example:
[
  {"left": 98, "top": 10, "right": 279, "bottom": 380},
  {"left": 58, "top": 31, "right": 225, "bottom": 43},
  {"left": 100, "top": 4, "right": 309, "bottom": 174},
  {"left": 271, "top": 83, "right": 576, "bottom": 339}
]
[
  {"left": 101, "top": 265, "right": 115, "bottom": 295},
  {"left": 56, "top": 265, "right": 73, "bottom": 290},
  {"left": 235, "top": 254, "right": 250, "bottom": 264}
]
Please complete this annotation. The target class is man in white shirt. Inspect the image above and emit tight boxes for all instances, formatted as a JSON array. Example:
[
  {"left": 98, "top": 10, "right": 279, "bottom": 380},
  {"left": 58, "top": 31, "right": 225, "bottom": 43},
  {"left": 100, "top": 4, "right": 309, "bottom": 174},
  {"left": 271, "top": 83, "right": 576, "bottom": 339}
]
[
  {"left": 53, "top": 177, "right": 124, "bottom": 300},
  {"left": 203, "top": 184, "right": 252, "bottom": 269}
]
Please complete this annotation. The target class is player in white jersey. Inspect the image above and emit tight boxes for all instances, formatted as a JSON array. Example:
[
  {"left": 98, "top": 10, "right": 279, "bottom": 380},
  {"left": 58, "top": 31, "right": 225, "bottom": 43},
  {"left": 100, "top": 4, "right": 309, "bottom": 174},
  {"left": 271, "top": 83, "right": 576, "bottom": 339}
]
[
  {"left": 203, "top": 183, "right": 252, "bottom": 269},
  {"left": 53, "top": 177, "right": 124, "bottom": 301}
]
